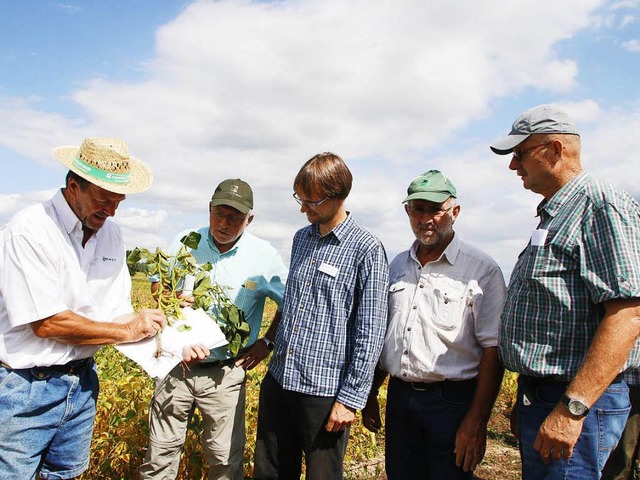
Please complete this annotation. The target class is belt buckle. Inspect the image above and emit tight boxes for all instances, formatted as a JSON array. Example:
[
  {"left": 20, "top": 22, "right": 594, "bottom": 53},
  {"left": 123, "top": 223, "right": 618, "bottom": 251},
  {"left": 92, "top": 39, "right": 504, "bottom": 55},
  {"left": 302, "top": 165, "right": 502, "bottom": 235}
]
[{"left": 411, "top": 382, "right": 427, "bottom": 392}]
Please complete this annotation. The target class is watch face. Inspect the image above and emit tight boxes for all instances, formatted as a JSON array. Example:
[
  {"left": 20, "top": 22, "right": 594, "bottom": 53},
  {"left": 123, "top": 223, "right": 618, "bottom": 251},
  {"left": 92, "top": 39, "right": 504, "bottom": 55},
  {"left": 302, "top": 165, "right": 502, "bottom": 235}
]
[{"left": 568, "top": 400, "right": 588, "bottom": 416}]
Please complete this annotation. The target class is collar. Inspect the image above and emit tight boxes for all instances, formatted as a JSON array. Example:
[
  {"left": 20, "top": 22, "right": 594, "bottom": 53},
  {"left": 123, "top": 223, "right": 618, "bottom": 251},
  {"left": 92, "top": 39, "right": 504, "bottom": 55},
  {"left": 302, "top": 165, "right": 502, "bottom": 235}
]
[
  {"left": 308, "top": 211, "right": 354, "bottom": 242},
  {"left": 537, "top": 172, "right": 589, "bottom": 219},
  {"left": 206, "top": 228, "right": 245, "bottom": 255},
  {"left": 409, "top": 232, "right": 458, "bottom": 266},
  {"left": 52, "top": 189, "right": 83, "bottom": 235}
]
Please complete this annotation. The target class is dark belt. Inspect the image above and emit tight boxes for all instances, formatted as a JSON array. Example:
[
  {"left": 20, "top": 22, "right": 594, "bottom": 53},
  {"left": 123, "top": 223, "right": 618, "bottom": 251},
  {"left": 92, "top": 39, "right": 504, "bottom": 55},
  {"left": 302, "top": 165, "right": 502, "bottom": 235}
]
[
  {"left": 1, "top": 357, "right": 92, "bottom": 375},
  {"left": 519, "top": 373, "right": 623, "bottom": 386},
  {"left": 193, "top": 357, "right": 238, "bottom": 369},
  {"left": 391, "top": 376, "right": 477, "bottom": 392}
]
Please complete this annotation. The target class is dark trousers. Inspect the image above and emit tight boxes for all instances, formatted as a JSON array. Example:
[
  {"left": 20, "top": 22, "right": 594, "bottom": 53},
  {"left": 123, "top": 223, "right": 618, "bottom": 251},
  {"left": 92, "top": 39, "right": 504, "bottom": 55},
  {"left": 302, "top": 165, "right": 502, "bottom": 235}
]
[
  {"left": 253, "top": 372, "right": 349, "bottom": 480},
  {"left": 602, "top": 385, "right": 640, "bottom": 480},
  {"left": 385, "top": 376, "right": 477, "bottom": 480}
]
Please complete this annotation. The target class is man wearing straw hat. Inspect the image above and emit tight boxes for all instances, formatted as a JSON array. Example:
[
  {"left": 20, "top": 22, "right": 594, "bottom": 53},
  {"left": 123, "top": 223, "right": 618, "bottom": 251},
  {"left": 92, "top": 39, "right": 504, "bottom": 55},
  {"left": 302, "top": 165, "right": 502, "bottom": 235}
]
[{"left": 0, "top": 137, "right": 166, "bottom": 479}]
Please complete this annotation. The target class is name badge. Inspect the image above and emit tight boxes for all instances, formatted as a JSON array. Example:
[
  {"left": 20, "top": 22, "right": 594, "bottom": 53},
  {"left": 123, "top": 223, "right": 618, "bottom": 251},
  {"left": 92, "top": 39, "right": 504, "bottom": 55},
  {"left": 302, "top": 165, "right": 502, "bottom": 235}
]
[
  {"left": 531, "top": 229, "right": 548, "bottom": 247},
  {"left": 319, "top": 262, "right": 339, "bottom": 278}
]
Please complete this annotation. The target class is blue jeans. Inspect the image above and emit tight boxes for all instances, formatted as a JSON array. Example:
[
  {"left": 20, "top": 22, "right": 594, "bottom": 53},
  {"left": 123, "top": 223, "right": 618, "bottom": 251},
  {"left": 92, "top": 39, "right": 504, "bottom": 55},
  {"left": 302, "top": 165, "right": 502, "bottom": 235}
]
[
  {"left": 385, "top": 376, "right": 477, "bottom": 480},
  {"left": 0, "top": 360, "right": 98, "bottom": 480},
  {"left": 517, "top": 375, "right": 630, "bottom": 480}
]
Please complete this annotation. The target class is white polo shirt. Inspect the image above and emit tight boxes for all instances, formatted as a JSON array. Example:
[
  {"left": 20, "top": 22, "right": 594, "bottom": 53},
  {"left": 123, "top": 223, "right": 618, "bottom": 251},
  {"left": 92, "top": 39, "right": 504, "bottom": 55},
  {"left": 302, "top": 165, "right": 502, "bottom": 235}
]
[
  {"left": 379, "top": 235, "right": 506, "bottom": 383},
  {"left": 0, "top": 190, "right": 133, "bottom": 368}
]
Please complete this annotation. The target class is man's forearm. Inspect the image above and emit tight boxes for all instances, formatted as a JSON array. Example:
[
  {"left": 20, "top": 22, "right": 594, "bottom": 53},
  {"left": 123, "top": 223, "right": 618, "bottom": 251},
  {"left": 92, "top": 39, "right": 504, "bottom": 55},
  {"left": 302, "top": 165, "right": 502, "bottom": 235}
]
[
  {"left": 565, "top": 298, "right": 640, "bottom": 406},
  {"left": 465, "top": 347, "right": 504, "bottom": 423},
  {"left": 369, "top": 365, "right": 389, "bottom": 397},
  {"left": 263, "top": 310, "right": 282, "bottom": 341},
  {"left": 31, "top": 310, "right": 135, "bottom": 345}
]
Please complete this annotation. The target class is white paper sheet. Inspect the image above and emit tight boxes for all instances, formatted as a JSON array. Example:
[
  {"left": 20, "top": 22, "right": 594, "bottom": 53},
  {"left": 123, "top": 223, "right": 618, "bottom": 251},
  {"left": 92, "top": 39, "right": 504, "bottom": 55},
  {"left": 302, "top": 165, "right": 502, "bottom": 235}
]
[{"left": 116, "top": 307, "right": 228, "bottom": 380}]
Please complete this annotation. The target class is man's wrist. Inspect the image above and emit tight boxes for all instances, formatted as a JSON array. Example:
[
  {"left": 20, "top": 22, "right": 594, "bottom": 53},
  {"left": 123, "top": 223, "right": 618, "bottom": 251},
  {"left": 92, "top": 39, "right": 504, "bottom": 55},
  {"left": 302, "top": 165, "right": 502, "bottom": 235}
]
[
  {"left": 560, "top": 394, "right": 590, "bottom": 419},
  {"left": 261, "top": 337, "right": 274, "bottom": 351}
]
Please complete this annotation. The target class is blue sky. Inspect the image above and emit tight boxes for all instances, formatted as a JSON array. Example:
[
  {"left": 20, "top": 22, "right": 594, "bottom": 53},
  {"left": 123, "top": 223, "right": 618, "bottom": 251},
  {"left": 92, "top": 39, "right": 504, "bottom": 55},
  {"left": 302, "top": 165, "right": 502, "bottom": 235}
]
[{"left": 1, "top": 0, "right": 639, "bottom": 277}]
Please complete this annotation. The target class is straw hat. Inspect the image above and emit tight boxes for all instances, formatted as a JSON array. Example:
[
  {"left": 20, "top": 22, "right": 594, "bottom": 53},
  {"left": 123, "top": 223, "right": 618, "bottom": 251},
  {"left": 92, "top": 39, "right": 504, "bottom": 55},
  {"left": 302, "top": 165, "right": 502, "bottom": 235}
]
[{"left": 53, "top": 137, "right": 153, "bottom": 194}]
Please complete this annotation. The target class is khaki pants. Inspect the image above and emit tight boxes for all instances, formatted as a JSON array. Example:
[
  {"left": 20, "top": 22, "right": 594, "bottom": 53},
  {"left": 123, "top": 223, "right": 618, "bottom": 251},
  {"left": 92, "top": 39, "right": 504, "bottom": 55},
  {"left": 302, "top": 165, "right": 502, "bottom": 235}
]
[{"left": 139, "top": 363, "right": 246, "bottom": 480}]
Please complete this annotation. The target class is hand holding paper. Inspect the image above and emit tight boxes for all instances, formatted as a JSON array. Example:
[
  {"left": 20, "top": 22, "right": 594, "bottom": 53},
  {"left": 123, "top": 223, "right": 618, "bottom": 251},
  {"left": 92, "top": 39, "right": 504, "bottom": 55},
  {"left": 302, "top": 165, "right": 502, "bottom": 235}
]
[{"left": 116, "top": 307, "right": 228, "bottom": 379}]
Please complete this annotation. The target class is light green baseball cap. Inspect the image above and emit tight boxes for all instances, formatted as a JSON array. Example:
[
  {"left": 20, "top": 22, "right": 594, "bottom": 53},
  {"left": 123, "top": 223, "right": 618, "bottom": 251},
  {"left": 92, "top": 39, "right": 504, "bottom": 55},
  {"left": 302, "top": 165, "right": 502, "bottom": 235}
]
[{"left": 403, "top": 170, "right": 457, "bottom": 203}]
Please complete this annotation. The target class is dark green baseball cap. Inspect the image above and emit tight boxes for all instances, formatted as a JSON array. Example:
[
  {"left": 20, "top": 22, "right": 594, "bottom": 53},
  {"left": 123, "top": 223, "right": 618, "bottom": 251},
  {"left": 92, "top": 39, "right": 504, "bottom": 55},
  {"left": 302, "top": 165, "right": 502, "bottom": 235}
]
[
  {"left": 403, "top": 170, "right": 457, "bottom": 203},
  {"left": 210, "top": 178, "right": 253, "bottom": 214}
]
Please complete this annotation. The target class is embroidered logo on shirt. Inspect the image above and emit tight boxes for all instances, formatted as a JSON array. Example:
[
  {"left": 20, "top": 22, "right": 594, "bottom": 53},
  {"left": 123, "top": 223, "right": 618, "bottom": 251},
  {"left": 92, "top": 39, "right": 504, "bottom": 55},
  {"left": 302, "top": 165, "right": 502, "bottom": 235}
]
[{"left": 102, "top": 256, "right": 117, "bottom": 262}]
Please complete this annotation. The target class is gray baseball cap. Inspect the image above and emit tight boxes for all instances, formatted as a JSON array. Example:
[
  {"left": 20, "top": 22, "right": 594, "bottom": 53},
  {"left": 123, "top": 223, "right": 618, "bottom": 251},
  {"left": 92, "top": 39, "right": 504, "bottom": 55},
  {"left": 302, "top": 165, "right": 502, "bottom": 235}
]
[{"left": 490, "top": 104, "right": 580, "bottom": 155}]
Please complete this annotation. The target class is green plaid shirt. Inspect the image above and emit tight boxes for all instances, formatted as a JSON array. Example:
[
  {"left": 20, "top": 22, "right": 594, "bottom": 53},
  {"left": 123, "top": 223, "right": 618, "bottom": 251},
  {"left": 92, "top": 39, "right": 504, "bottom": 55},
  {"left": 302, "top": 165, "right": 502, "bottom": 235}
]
[{"left": 499, "top": 172, "right": 640, "bottom": 380}]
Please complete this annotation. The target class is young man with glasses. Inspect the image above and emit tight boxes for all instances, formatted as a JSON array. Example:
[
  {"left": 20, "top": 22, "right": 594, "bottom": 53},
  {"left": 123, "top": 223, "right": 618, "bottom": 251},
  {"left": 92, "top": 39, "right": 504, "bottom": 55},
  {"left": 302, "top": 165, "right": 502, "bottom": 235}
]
[
  {"left": 362, "top": 170, "right": 506, "bottom": 479},
  {"left": 253, "top": 152, "right": 389, "bottom": 479},
  {"left": 491, "top": 104, "right": 640, "bottom": 479},
  {"left": 140, "top": 178, "right": 288, "bottom": 480}
]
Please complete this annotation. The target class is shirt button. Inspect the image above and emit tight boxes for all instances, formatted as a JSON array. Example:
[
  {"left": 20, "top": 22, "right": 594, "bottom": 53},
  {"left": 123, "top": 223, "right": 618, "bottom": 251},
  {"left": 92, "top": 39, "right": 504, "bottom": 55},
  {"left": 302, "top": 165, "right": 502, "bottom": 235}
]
[
  {"left": 403, "top": 350, "right": 408, "bottom": 354},
  {"left": 412, "top": 305, "right": 417, "bottom": 309},
  {"left": 407, "top": 327, "right": 412, "bottom": 331},
  {"left": 288, "top": 349, "right": 294, "bottom": 355},
  {"left": 419, "top": 284, "right": 424, "bottom": 288},
  {"left": 402, "top": 373, "right": 407, "bottom": 377}
]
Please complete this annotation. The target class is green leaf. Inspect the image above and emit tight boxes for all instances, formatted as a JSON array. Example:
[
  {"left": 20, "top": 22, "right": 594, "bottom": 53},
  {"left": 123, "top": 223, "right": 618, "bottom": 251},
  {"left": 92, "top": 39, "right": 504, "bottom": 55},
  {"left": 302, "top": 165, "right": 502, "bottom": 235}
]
[{"left": 180, "top": 231, "right": 202, "bottom": 250}]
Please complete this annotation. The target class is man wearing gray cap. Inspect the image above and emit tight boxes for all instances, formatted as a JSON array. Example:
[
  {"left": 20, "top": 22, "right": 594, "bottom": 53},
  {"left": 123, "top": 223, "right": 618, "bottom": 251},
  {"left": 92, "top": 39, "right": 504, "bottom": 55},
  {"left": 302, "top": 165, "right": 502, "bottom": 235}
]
[
  {"left": 140, "top": 179, "right": 287, "bottom": 480},
  {"left": 491, "top": 104, "right": 640, "bottom": 479},
  {"left": 362, "top": 170, "right": 506, "bottom": 479}
]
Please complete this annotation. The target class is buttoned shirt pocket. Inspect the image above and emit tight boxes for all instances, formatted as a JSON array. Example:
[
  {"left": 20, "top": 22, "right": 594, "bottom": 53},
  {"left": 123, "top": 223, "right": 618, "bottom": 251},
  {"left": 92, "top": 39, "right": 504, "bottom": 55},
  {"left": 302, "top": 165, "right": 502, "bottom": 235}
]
[
  {"left": 431, "top": 281, "right": 467, "bottom": 331},
  {"left": 388, "top": 281, "right": 409, "bottom": 318}
]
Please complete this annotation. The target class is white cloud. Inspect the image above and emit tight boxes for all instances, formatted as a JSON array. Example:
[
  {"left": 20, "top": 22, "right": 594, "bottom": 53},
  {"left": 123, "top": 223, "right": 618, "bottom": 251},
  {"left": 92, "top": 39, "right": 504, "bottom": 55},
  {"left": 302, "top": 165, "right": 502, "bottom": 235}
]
[
  {"left": 2, "top": 0, "right": 636, "bottom": 276},
  {"left": 623, "top": 39, "right": 640, "bottom": 51}
]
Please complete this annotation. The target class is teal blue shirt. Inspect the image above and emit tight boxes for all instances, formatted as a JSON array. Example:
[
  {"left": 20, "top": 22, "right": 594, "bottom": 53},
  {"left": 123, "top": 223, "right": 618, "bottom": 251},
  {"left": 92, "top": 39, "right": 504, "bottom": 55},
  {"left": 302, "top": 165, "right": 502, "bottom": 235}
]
[{"left": 167, "top": 226, "right": 287, "bottom": 361}]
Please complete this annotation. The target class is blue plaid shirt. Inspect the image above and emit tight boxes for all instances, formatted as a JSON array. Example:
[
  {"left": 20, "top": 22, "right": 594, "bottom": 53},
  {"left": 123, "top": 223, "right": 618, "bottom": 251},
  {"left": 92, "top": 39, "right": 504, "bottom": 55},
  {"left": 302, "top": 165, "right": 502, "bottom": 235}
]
[
  {"left": 500, "top": 173, "right": 640, "bottom": 380},
  {"left": 268, "top": 213, "right": 389, "bottom": 410}
]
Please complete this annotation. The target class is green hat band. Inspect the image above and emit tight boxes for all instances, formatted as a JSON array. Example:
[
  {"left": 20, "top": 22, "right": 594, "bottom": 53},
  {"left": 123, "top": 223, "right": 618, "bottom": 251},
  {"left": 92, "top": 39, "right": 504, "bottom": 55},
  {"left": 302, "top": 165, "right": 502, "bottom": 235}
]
[{"left": 73, "top": 156, "right": 131, "bottom": 184}]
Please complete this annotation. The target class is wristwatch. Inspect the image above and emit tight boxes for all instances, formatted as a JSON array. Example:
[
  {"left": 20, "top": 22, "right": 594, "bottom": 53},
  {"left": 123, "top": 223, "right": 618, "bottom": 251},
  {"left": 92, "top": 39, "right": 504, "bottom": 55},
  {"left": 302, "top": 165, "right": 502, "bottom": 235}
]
[
  {"left": 561, "top": 394, "right": 589, "bottom": 418},
  {"left": 261, "top": 337, "right": 274, "bottom": 351}
]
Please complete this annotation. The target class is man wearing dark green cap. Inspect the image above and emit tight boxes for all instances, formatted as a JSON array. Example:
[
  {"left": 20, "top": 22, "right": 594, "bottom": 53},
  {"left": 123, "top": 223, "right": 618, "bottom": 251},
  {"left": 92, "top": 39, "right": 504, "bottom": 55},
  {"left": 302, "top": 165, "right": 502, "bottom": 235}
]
[
  {"left": 362, "top": 170, "right": 506, "bottom": 479},
  {"left": 140, "top": 178, "right": 288, "bottom": 480}
]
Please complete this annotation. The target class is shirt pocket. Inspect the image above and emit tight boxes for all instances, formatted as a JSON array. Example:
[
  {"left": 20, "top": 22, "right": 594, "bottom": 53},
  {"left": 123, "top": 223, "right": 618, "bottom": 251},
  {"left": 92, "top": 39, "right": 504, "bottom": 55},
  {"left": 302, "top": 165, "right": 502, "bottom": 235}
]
[
  {"left": 430, "top": 281, "right": 467, "bottom": 331},
  {"left": 388, "top": 281, "right": 409, "bottom": 318}
]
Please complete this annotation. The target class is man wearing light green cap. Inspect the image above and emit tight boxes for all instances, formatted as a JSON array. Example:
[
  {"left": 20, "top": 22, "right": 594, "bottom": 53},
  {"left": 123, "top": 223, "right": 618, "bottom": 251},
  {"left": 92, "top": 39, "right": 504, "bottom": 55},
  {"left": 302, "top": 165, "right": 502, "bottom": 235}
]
[
  {"left": 491, "top": 104, "right": 640, "bottom": 479},
  {"left": 362, "top": 170, "right": 506, "bottom": 479}
]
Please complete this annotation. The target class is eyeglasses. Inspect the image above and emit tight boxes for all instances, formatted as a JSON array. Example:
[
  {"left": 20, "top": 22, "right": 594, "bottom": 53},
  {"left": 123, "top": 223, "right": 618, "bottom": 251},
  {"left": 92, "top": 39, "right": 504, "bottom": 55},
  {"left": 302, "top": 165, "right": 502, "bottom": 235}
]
[
  {"left": 512, "top": 142, "right": 553, "bottom": 161},
  {"left": 292, "top": 193, "right": 329, "bottom": 209},
  {"left": 209, "top": 206, "right": 248, "bottom": 225},
  {"left": 406, "top": 204, "right": 453, "bottom": 219}
]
